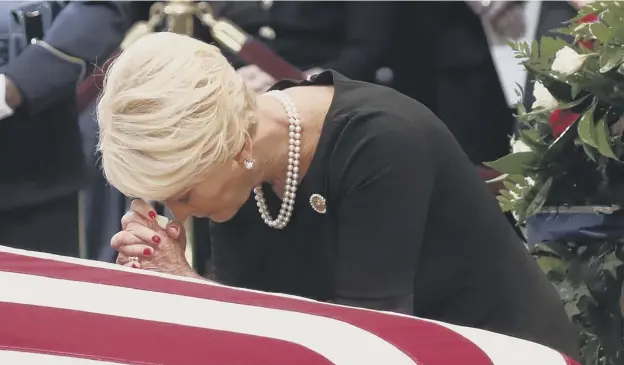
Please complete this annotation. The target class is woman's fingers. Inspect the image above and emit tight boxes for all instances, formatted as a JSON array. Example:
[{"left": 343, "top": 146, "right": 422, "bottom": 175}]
[
  {"left": 116, "top": 253, "right": 141, "bottom": 269},
  {"left": 130, "top": 199, "right": 157, "bottom": 221},
  {"left": 121, "top": 210, "right": 149, "bottom": 230},
  {"left": 117, "top": 242, "right": 154, "bottom": 258},
  {"left": 123, "top": 261, "right": 141, "bottom": 269},
  {"left": 126, "top": 221, "right": 163, "bottom": 246},
  {"left": 110, "top": 230, "right": 154, "bottom": 256}
]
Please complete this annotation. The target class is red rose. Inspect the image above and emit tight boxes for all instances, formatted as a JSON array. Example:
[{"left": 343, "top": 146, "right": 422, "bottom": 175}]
[
  {"left": 580, "top": 13, "right": 599, "bottom": 23},
  {"left": 578, "top": 39, "right": 595, "bottom": 50},
  {"left": 549, "top": 109, "right": 580, "bottom": 137},
  {"left": 574, "top": 14, "right": 598, "bottom": 49}
]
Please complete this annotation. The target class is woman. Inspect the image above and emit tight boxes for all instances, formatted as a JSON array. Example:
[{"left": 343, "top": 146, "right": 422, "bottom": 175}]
[{"left": 97, "top": 32, "right": 578, "bottom": 357}]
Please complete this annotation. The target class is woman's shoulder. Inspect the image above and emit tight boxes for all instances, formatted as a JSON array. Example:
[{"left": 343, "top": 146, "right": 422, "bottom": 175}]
[
  {"left": 329, "top": 73, "right": 446, "bottom": 136},
  {"left": 326, "top": 76, "right": 451, "bottom": 155}
]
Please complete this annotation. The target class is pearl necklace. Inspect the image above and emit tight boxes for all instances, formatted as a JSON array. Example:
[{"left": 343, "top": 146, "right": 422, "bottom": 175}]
[{"left": 254, "top": 90, "right": 301, "bottom": 229}]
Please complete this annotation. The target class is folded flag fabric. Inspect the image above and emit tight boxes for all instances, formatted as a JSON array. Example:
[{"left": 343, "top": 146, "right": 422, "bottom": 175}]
[{"left": 0, "top": 245, "right": 576, "bottom": 365}]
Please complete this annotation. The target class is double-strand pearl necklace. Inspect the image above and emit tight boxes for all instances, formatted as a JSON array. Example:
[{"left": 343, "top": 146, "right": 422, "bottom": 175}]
[{"left": 254, "top": 90, "right": 302, "bottom": 229}]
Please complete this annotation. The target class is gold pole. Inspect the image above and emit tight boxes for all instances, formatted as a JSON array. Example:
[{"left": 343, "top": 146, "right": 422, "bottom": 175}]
[{"left": 78, "top": 191, "right": 87, "bottom": 259}]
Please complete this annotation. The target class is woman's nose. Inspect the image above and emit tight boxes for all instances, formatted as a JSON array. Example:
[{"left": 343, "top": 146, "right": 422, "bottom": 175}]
[{"left": 165, "top": 203, "right": 192, "bottom": 222}]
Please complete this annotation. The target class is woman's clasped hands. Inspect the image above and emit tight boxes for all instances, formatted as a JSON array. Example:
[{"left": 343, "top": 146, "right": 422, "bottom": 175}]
[{"left": 111, "top": 199, "right": 193, "bottom": 277}]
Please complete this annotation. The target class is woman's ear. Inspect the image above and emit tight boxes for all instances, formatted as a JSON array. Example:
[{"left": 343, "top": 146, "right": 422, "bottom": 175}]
[{"left": 234, "top": 132, "right": 254, "bottom": 167}]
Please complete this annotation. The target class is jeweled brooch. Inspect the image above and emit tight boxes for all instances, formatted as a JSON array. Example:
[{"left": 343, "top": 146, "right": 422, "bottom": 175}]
[{"left": 309, "top": 193, "right": 327, "bottom": 214}]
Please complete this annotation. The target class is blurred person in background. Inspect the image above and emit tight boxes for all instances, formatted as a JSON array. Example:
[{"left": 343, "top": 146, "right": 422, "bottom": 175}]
[
  {"left": 0, "top": 1, "right": 134, "bottom": 257},
  {"left": 389, "top": 1, "right": 526, "bottom": 235},
  {"left": 392, "top": 1, "right": 524, "bottom": 166},
  {"left": 200, "top": 1, "right": 395, "bottom": 92}
]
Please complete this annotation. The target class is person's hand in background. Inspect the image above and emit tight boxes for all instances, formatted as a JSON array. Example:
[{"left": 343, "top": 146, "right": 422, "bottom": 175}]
[
  {"left": 466, "top": 1, "right": 526, "bottom": 41},
  {"left": 490, "top": 2, "right": 526, "bottom": 40},
  {"left": 237, "top": 65, "right": 275, "bottom": 94},
  {"left": 5, "top": 76, "right": 22, "bottom": 110},
  {"left": 0, "top": 74, "right": 21, "bottom": 122}
]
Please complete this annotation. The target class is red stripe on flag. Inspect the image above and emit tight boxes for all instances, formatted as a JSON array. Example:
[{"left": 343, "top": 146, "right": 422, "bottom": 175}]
[
  {"left": 0, "top": 302, "right": 331, "bottom": 365},
  {"left": 0, "top": 252, "right": 493, "bottom": 365}
]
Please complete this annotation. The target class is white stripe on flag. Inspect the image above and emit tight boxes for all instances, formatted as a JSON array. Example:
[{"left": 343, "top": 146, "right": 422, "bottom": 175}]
[
  {"left": 0, "top": 271, "right": 416, "bottom": 365},
  {"left": 437, "top": 323, "right": 569, "bottom": 365},
  {"left": 0, "top": 350, "right": 129, "bottom": 365},
  {"left": 382, "top": 314, "right": 569, "bottom": 365}
]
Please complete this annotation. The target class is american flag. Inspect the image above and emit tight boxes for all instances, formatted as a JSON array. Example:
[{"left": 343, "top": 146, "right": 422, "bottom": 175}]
[{"left": 0, "top": 245, "right": 577, "bottom": 365}]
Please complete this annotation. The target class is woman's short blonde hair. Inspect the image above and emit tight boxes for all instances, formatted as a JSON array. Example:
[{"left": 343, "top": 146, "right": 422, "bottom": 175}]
[{"left": 97, "top": 32, "right": 257, "bottom": 201}]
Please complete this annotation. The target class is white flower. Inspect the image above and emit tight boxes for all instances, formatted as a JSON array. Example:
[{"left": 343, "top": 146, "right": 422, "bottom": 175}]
[
  {"left": 532, "top": 81, "right": 559, "bottom": 110},
  {"left": 511, "top": 138, "right": 532, "bottom": 153},
  {"left": 551, "top": 46, "right": 588, "bottom": 75}
]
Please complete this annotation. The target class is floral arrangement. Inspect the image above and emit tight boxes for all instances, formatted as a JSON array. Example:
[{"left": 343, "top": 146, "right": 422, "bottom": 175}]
[
  {"left": 486, "top": 3, "right": 624, "bottom": 364},
  {"left": 488, "top": 3, "right": 624, "bottom": 222}
]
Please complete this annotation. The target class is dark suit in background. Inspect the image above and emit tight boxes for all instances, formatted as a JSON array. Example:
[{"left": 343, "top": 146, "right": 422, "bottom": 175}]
[
  {"left": 391, "top": 1, "right": 514, "bottom": 165},
  {"left": 197, "top": 1, "right": 394, "bottom": 82},
  {"left": 0, "top": 2, "right": 135, "bottom": 257}
]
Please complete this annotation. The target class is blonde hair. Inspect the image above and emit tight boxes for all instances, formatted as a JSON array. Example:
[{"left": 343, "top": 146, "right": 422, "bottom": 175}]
[{"left": 97, "top": 32, "right": 257, "bottom": 201}]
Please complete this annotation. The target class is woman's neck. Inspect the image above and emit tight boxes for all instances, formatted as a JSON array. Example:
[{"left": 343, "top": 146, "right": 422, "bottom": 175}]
[{"left": 252, "top": 88, "right": 328, "bottom": 196}]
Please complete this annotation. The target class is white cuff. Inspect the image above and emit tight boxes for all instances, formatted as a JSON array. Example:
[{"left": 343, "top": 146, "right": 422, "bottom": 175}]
[{"left": 0, "top": 74, "right": 15, "bottom": 120}]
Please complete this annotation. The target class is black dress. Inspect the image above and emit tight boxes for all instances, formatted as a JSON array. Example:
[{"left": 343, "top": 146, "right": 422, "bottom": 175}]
[{"left": 209, "top": 70, "right": 578, "bottom": 357}]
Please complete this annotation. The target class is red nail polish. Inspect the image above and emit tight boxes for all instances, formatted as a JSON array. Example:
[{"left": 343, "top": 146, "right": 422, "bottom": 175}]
[
  {"left": 132, "top": 263, "right": 139, "bottom": 268},
  {"left": 143, "top": 248, "right": 152, "bottom": 256},
  {"left": 148, "top": 211, "right": 157, "bottom": 220},
  {"left": 152, "top": 235, "right": 161, "bottom": 244}
]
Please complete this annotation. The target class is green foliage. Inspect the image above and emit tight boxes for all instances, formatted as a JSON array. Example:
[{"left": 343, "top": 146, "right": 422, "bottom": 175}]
[
  {"left": 488, "top": 2, "right": 624, "bottom": 224},
  {"left": 532, "top": 239, "right": 624, "bottom": 365}
]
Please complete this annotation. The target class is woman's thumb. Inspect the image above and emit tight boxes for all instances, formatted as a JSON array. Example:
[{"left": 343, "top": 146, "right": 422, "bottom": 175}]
[{"left": 166, "top": 223, "right": 183, "bottom": 240}]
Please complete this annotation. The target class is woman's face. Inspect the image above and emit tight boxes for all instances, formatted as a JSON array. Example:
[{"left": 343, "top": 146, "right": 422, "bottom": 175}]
[{"left": 165, "top": 161, "right": 254, "bottom": 223}]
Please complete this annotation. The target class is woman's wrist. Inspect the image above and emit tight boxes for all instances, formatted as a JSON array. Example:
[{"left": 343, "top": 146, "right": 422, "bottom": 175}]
[{"left": 176, "top": 266, "right": 215, "bottom": 282}]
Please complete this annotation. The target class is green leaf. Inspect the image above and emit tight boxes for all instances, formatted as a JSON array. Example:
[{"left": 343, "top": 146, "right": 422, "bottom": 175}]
[
  {"left": 484, "top": 152, "right": 538, "bottom": 175},
  {"left": 558, "top": 94, "right": 590, "bottom": 110},
  {"left": 524, "top": 178, "right": 553, "bottom": 218},
  {"left": 540, "top": 37, "right": 569, "bottom": 61},
  {"left": 503, "top": 180, "right": 523, "bottom": 194},
  {"left": 520, "top": 128, "right": 541, "bottom": 142},
  {"left": 599, "top": 45, "right": 624, "bottom": 73},
  {"left": 600, "top": 252, "right": 622, "bottom": 278},
  {"left": 500, "top": 189, "right": 515, "bottom": 201},
  {"left": 609, "top": 23, "right": 624, "bottom": 45},
  {"left": 506, "top": 174, "right": 527, "bottom": 184},
  {"left": 535, "top": 256, "right": 568, "bottom": 274},
  {"left": 518, "top": 129, "right": 548, "bottom": 152},
  {"left": 551, "top": 26, "right": 573, "bottom": 37},
  {"left": 594, "top": 117, "right": 618, "bottom": 159},
  {"left": 495, "top": 195, "right": 514, "bottom": 212},
  {"left": 577, "top": 103, "right": 598, "bottom": 148},
  {"left": 571, "top": 83, "right": 582, "bottom": 99},
  {"left": 590, "top": 21, "right": 612, "bottom": 40}
]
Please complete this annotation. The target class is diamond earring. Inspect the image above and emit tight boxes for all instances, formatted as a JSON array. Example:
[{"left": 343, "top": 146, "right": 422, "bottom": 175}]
[{"left": 243, "top": 159, "right": 255, "bottom": 170}]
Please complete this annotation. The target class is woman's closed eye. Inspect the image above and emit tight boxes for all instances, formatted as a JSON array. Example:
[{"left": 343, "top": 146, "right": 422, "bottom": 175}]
[{"left": 177, "top": 191, "right": 191, "bottom": 204}]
